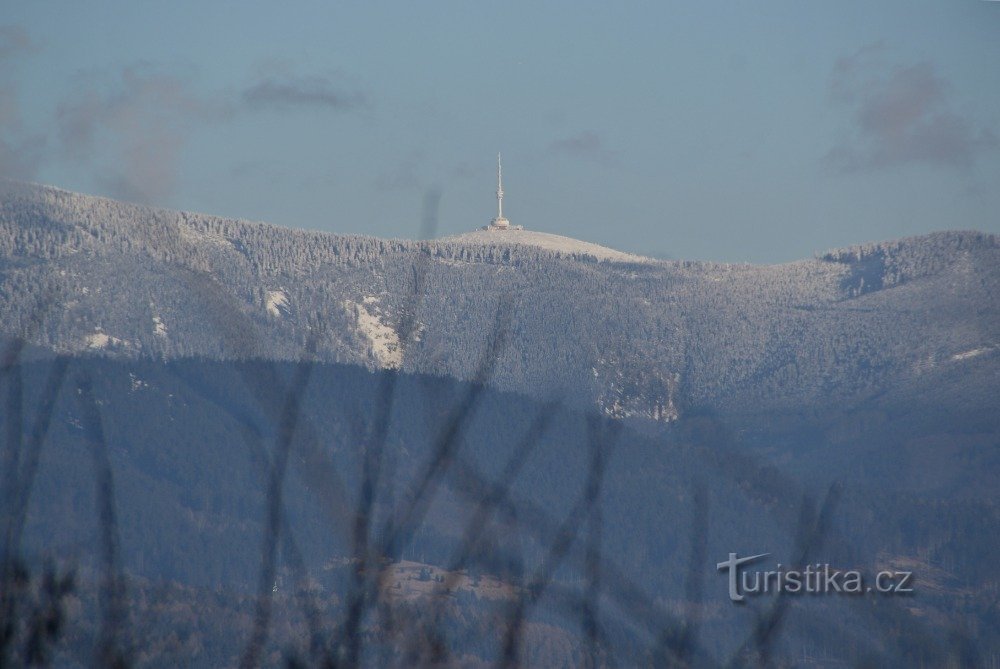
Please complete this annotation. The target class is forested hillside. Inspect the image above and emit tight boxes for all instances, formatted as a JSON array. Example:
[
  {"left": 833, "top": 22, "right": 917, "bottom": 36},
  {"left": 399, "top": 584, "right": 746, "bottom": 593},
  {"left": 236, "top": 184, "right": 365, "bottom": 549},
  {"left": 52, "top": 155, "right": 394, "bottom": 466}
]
[
  {"left": 2, "top": 179, "right": 997, "bottom": 421},
  {"left": 3, "top": 354, "right": 996, "bottom": 666}
]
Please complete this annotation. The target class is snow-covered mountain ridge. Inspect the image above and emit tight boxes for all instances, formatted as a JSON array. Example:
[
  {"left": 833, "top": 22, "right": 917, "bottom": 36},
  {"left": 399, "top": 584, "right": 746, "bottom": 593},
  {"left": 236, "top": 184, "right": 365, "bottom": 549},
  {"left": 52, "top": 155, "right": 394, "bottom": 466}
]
[{"left": 1, "top": 179, "right": 997, "bottom": 419}]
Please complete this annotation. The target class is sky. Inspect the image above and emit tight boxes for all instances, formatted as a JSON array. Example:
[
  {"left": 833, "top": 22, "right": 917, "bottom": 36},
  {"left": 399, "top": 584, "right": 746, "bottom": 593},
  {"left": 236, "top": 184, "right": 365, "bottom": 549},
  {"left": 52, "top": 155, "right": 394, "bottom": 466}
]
[{"left": 1, "top": 1, "right": 998, "bottom": 263}]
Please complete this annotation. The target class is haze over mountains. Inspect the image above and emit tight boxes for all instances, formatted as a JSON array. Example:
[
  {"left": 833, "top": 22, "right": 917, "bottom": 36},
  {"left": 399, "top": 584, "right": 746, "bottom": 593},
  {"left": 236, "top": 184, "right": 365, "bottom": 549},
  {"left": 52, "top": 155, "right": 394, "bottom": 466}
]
[{"left": 1, "top": 179, "right": 997, "bottom": 423}]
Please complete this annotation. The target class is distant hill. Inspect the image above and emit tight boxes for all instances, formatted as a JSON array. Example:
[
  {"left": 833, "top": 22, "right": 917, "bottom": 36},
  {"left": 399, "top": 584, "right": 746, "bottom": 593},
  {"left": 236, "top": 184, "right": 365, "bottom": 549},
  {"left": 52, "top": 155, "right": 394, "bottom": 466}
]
[{"left": 1, "top": 179, "right": 998, "bottom": 420}]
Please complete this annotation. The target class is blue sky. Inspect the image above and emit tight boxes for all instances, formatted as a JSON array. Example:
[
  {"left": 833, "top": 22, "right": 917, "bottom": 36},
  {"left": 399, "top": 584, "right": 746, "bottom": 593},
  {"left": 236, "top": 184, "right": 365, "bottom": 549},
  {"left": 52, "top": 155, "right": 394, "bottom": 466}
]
[{"left": 1, "top": 1, "right": 998, "bottom": 262}]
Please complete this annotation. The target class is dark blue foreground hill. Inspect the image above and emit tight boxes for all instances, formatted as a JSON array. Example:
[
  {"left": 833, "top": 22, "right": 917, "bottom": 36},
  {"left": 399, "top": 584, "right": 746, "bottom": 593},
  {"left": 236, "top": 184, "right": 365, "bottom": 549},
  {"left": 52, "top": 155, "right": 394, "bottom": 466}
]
[{"left": 3, "top": 353, "right": 997, "bottom": 666}]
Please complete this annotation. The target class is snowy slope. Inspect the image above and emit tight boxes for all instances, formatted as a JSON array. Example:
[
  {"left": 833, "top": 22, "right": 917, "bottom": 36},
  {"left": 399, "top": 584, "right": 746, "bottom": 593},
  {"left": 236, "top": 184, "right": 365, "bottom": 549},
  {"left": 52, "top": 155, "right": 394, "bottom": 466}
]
[
  {"left": 1, "top": 178, "right": 998, "bottom": 420},
  {"left": 443, "top": 229, "right": 653, "bottom": 263}
]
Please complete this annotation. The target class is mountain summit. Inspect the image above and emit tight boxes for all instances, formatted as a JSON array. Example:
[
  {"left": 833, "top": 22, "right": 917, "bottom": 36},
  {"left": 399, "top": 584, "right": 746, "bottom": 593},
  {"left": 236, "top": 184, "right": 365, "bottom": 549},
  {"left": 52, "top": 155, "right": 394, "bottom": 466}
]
[{"left": 443, "top": 229, "right": 652, "bottom": 263}]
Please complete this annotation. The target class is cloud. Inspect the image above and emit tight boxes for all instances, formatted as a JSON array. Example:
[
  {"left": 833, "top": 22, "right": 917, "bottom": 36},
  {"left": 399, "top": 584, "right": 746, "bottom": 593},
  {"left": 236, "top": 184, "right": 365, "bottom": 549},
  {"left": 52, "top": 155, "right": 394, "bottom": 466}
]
[
  {"left": 0, "top": 25, "right": 44, "bottom": 180},
  {"left": 55, "top": 65, "right": 229, "bottom": 202},
  {"left": 825, "top": 46, "right": 997, "bottom": 172},
  {"left": 6, "top": 47, "right": 369, "bottom": 198},
  {"left": 0, "top": 135, "right": 44, "bottom": 180},
  {"left": 241, "top": 74, "right": 367, "bottom": 112},
  {"left": 548, "top": 131, "right": 616, "bottom": 164}
]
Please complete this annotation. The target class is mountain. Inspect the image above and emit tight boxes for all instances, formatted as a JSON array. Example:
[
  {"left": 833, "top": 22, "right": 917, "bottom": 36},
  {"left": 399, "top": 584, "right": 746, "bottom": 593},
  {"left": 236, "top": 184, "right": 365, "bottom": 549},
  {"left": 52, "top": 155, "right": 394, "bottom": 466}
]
[
  {"left": 1, "top": 180, "right": 998, "bottom": 666},
  {"left": 2, "top": 179, "right": 997, "bottom": 424}
]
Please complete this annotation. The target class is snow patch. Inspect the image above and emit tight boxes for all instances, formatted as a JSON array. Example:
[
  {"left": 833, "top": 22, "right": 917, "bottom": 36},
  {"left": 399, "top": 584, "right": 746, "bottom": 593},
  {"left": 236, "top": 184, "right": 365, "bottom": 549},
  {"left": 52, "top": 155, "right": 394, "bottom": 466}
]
[
  {"left": 86, "top": 333, "right": 111, "bottom": 349},
  {"left": 912, "top": 355, "right": 936, "bottom": 374},
  {"left": 153, "top": 315, "right": 167, "bottom": 337},
  {"left": 443, "top": 230, "right": 654, "bottom": 263},
  {"left": 951, "top": 347, "right": 992, "bottom": 362},
  {"left": 177, "top": 221, "right": 231, "bottom": 249},
  {"left": 129, "top": 373, "right": 149, "bottom": 391},
  {"left": 85, "top": 330, "right": 125, "bottom": 349},
  {"left": 344, "top": 297, "right": 402, "bottom": 369},
  {"left": 266, "top": 289, "right": 290, "bottom": 317},
  {"left": 380, "top": 560, "right": 516, "bottom": 602}
]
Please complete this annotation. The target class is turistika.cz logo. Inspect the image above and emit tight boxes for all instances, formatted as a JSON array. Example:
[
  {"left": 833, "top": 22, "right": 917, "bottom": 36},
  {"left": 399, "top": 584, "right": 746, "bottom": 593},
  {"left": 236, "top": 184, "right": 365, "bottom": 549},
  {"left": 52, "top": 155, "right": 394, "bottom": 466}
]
[{"left": 717, "top": 553, "right": 914, "bottom": 603}]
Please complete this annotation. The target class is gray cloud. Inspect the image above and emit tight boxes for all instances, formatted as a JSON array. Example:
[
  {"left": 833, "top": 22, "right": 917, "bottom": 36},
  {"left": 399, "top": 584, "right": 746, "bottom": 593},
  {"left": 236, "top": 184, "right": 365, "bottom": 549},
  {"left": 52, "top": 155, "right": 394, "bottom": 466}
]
[
  {"left": 825, "top": 46, "right": 997, "bottom": 172},
  {"left": 548, "top": 131, "right": 616, "bottom": 164},
  {"left": 0, "top": 25, "right": 43, "bottom": 180},
  {"left": 0, "top": 135, "right": 44, "bottom": 180},
  {"left": 241, "top": 74, "right": 367, "bottom": 112},
  {"left": 55, "top": 65, "right": 229, "bottom": 202},
  {"left": 6, "top": 47, "right": 369, "bottom": 198}
]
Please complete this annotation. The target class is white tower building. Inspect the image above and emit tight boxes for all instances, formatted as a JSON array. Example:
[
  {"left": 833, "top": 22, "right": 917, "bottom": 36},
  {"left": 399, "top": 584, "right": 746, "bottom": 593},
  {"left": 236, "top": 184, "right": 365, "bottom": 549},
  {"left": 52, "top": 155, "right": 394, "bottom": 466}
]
[{"left": 488, "top": 153, "right": 515, "bottom": 230}]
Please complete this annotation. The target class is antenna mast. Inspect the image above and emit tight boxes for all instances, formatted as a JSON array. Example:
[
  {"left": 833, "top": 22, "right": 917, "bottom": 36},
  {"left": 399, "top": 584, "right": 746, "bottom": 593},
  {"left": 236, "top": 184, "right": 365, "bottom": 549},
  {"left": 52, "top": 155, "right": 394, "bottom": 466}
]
[
  {"left": 487, "top": 152, "right": 514, "bottom": 230},
  {"left": 496, "top": 153, "right": 503, "bottom": 220}
]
